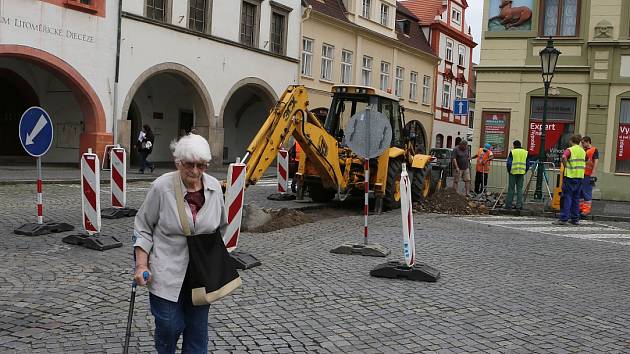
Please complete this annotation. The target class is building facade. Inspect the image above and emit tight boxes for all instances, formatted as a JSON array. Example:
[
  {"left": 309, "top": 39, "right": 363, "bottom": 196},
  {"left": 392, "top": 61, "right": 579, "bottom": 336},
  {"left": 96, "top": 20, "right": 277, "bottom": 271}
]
[
  {"left": 401, "top": 0, "right": 477, "bottom": 149},
  {"left": 0, "top": 0, "right": 117, "bottom": 162},
  {"left": 475, "top": 0, "right": 630, "bottom": 201},
  {"left": 300, "top": 0, "right": 439, "bottom": 152},
  {"left": 0, "top": 0, "right": 301, "bottom": 165}
]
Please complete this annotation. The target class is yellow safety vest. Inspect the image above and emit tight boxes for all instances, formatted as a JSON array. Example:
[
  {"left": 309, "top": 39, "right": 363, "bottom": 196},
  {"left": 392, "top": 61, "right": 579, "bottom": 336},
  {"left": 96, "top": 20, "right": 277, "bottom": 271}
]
[
  {"left": 511, "top": 148, "right": 528, "bottom": 175},
  {"left": 564, "top": 145, "right": 586, "bottom": 179}
]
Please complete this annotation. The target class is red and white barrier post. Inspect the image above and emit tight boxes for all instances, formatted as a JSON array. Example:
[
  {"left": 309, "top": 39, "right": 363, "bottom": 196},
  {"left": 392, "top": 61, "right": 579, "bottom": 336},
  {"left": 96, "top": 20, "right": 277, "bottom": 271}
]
[
  {"left": 224, "top": 159, "right": 246, "bottom": 252},
  {"left": 62, "top": 148, "right": 122, "bottom": 251},
  {"left": 102, "top": 145, "right": 137, "bottom": 219},
  {"left": 277, "top": 149, "right": 289, "bottom": 194},
  {"left": 81, "top": 148, "right": 101, "bottom": 234},
  {"left": 363, "top": 158, "right": 369, "bottom": 245},
  {"left": 36, "top": 157, "right": 43, "bottom": 224},
  {"left": 400, "top": 163, "right": 416, "bottom": 267}
]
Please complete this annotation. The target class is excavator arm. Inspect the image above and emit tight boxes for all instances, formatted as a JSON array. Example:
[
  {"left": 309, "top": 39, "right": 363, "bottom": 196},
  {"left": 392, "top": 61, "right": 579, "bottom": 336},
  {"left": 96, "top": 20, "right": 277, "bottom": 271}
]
[{"left": 241, "top": 85, "right": 346, "bottom": 191}]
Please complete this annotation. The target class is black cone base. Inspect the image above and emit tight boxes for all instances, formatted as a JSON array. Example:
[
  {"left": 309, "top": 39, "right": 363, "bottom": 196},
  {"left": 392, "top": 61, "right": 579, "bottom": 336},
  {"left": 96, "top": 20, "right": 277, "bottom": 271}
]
[
  {"left": 330, "top": 243, "right": 390, "bottom": 257},
  {"left": 102, "top": 207, "right": 138, "bottom": 219},
  {"left": 229, "top": 251, "right": 261, "bottom": 270},
  {"left": 370, "top": 261, "right": 440, "bottom": 282},
  {"left": 62, "top": 232, "right": 122, "bottom": 251},
  {"left": 14, "top": 222, "right": 74, "bottom": 236}
]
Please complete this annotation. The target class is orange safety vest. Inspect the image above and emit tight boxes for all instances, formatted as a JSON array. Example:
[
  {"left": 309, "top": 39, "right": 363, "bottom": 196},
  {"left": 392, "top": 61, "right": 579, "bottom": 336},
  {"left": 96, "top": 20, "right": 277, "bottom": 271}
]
[
  {"left": 476, "top": 148, "right": 492, "bottom": 173},
  {"left": 294, "top": 142, "right": 302, "bottom": 161},
  {"left": 584, "top": 147, "right": 597, "bottom": 176}
]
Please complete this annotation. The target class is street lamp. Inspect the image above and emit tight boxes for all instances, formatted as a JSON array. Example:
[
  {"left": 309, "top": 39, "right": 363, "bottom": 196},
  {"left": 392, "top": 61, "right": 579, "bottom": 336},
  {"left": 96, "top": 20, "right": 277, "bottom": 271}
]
[{"left": 534, "top": 38, "right": 561, "bottom": 200}]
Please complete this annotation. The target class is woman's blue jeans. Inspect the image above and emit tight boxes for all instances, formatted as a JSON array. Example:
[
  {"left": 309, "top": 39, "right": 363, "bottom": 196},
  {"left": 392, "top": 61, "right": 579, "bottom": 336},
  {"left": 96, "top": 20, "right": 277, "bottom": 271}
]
[{"left": 149, "top": 288, "right": 210, "bottom": 354}]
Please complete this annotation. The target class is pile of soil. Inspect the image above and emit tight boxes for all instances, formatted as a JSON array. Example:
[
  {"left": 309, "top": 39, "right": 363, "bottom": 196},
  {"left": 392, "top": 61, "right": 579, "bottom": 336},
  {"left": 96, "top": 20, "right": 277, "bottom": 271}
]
[
  {"left": 413, "top": 188, "right": 489, "bottom": 215},
  {"left": 248, "top": 208, "right": 314, "bottom": 233}
]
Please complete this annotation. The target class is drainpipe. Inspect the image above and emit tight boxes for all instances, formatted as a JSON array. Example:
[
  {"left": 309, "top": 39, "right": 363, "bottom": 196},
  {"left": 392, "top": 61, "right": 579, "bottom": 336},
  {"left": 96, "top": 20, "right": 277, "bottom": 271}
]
[{"left": 112, "top": 0, "right": 123, "bottom": 145}]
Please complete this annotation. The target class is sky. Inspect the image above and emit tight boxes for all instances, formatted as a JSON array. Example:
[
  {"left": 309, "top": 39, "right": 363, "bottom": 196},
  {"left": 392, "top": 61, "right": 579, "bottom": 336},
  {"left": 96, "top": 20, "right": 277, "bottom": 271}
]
[{"left": 467, "top": 1, "right": 484, "bottom": 63}]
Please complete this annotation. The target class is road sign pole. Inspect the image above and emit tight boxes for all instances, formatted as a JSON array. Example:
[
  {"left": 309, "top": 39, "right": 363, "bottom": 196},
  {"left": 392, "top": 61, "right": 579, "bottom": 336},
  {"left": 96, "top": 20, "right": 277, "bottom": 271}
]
[
  {"left": 36, "top": 157, "right": 43, "bottom": 225},
  {"left": 364, "top": 158, "right": 369, "bottom": 246}
]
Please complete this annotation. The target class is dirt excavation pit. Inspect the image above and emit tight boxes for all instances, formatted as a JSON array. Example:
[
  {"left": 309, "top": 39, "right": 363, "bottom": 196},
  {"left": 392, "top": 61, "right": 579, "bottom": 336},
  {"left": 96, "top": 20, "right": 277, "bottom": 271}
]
[
  {"left": 413, "top": 188, "right": 489, "bottom": 215},
  {"left": 242, "top": 204, "right": 361, "bottom": 233}
]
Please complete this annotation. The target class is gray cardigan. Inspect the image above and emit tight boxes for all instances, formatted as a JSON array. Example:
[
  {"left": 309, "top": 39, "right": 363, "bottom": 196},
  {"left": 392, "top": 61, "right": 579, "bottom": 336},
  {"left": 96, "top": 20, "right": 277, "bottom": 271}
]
[{"left": 133, "top": 171, "right": 228, "bottom": 302}]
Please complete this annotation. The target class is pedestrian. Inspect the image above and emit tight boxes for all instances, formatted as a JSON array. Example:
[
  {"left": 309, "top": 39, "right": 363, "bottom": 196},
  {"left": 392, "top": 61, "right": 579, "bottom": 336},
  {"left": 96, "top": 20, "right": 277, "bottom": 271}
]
[
  {"left": 472, "top": 143, "right": 494, "bottom": 194},
  {"left": 504, "top": 140, "right": 528, "bottom": 210},
  {"left": 452, "top": 140, "right": 471, "bottom": 195},
  {"left": 290, "top": 140, "right": 301, "bottom": 193},
  {"left": 133, "top": 134, "right": 228, "bottom": 354},
  {"left": 579, "top": 136, "right": 598, "bottom": 217},
  {"left": 138, "top": 124, "right": 155, "bottom": 174},
  {"left": 554, "top": 134, "right": 586, "bottom": 225}
]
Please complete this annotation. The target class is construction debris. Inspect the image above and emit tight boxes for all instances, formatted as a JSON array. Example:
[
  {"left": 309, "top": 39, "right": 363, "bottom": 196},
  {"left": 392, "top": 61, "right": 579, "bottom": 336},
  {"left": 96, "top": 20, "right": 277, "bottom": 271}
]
[
  {"left": 247, "top": 208, "right": 313, "bottom": 233},
  {"left": 413, "top": 188, "right": 489, "bottom": 215}
]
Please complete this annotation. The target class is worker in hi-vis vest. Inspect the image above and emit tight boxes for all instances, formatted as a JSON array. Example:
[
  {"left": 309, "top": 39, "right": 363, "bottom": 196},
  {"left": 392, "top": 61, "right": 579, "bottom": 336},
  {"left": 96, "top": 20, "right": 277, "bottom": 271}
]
[
  {"left": 554, "top": 134, "right": 586, "bottom": 225},
  {"left": 579, "top": 136, "right": 599, "bottom": 216},
  {"left": 504, "top": 140, "right": 529, "bottom": 210}
]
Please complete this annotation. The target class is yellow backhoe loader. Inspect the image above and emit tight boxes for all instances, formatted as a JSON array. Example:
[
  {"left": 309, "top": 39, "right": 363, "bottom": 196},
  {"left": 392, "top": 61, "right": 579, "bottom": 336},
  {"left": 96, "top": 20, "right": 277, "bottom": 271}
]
[{"left": 239, "top": 84, "right": 432, "bottom": 213}]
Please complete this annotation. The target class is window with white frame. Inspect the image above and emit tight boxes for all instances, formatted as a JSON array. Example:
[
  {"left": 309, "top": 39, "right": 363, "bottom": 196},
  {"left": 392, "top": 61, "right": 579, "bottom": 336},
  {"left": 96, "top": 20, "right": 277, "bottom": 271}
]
[
  {"left": 442, "top": 82, "right": 451, "bottom": 108},
  {"left": 422, "top": 75, "right": 431, "bottom": 104},
  {"left": 394, "top": 66, "right": 404, "bottom": 97},
  {"left": 451, "top": 8, "right": 461, "bottom": 25},
  {"left": 321, "top": 44, "right": 334, "bottom": 81},
  {"left": 270, "top": 9, "right": 287, "bottom": 55},
  {"left": 240, "top": 0, "right": 260, "bottom": 47},
  {"left": 380, "top": 4, "right": 389, "bottom": 26},
  {"left": 458, "top": 45, "right": 466, "bottom": 66},
  {"left": 362, "top": 0, "right": 371, "bottom": 19},
  {"left": 455, "top": 85, "right": 464, "bottom": 100},
  {"left": 362, "top": 56, "right": 372, "bottom": 86},
  {"left": 188, "top": 0, "right": 210, "bottom": 33},
  {"left": 380, "top": 62, "right": 390, "bottom": 91},
  {"left": 301, "top": 37, "right": 313, "bottom": 76},
  {"left": 409, "top": 71, "right": 418, "bottom": 101},
  {"left": 341, "top": 50, "right": 353, "bottom": 84},
  {"left": 146, "top": 0, "right": 168, "bottom": 21},
  {"left": 445, "top": 40, "right": 453, "bottom": 62}
]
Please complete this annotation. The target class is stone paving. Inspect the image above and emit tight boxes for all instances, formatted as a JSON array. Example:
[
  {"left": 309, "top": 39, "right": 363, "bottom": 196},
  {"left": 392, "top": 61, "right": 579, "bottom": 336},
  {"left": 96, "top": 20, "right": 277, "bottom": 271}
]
[{"left": 1, "top": 180, "right": 630, "bottom": 353}]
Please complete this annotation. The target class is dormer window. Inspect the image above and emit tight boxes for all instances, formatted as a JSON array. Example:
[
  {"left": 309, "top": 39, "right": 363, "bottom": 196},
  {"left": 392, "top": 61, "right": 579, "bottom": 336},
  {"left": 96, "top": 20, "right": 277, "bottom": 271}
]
[
  {"left": 396, "top": 19, "right": 411, "bottom": 35},
  {"left": 451, "top": 8, "right": 461, "bottom": 25}
]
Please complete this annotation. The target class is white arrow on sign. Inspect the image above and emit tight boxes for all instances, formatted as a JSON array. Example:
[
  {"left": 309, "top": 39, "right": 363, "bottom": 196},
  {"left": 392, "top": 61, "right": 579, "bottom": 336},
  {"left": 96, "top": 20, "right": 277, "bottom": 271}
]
[
  {"left": 26, "top": 115, "right": 48, "bottom": 145},
  {"left": 458, "top": 101, "right": 464, "bottom": 114}
]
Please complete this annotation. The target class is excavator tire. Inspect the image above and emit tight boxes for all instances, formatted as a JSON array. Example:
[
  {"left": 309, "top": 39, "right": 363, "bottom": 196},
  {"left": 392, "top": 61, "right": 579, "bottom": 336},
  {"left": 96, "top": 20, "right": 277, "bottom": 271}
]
[
  {"left": 384, "top": 158, "right": 403, "bottom": 210},
  {"left": 308, "top": 183, "right": 336, "bottom": 203},
  {"left": 410, "top": 167, "right": 428, "bottom": 202}
]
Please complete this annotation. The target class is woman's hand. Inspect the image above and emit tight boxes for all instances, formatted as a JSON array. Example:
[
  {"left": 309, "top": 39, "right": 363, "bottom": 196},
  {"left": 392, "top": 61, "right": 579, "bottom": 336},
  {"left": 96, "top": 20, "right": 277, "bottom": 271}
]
[{"left": 135, "top": 265, "right": 152, "bottom": 286}]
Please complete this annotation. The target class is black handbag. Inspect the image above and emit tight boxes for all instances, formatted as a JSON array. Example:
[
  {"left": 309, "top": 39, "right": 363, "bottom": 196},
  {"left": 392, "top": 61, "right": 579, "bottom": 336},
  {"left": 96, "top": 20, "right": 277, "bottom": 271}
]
[{"left": 173, "top": 173, "right": 241, "bottom": 306}]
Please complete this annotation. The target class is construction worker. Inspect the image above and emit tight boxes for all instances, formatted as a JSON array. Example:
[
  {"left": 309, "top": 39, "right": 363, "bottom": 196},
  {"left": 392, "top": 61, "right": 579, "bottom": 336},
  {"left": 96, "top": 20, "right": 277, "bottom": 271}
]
[
  {"left": 472, "top": 143, "right": 494, "bottom": 194},
  {"left": 290, "top": 141, "right": 302, "bottom": 193},
  {"left": 504, "top": 140, "right": 528, "bottom": 210},
  {"left": 579, "top": 136, "right": 598, "bottom": 217},
  {"left": 554, "top": 134, "right": 586, "bottom": 225}
]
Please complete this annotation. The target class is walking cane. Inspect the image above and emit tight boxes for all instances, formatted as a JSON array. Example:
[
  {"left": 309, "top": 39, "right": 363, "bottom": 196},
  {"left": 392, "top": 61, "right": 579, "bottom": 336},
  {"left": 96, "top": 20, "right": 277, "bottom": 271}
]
[{"left": 123, "top": 245, "right": 149, "bottom": 354}]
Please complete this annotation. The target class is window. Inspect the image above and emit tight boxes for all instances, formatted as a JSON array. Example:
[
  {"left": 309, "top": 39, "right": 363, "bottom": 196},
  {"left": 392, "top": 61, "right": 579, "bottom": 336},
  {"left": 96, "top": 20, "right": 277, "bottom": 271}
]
[
  {"left": 341, "top": 50, "right": 353, "bottom": 84},
  {"left": 447, "top": 136, "right": 453, "bottom": 148},
  {"left": 436, "top": 134, "right": 444, "bottom": 148},
  {"left": 409, "top": 71, "right": 418, "bottom": 101},
  {"left": 456, "top": 86, "right": 463, "bottom": 100},
  {"left": 528, "top": 97, "right": 577, "bottom": 165},
  {"left": 422, "top": 75, "right": 431, "bottom": 104},
  {"left": 301, "top": 37, "right": 314, "bottom": 76},
  {"left": 442, "top": 82, "right": 451, "bottom": 108},
  {"left": 270, "top": 10, "right": 287, "bottom": 55},
  {"left": 469, "top": 110, "right": 475, "bottom": 129},
  {"left": 380, "top": 62, "right": 390, "bottom": 91},
  {"left": 321, "top": 44, "right": 334, "bottom": 81},
  {"left": 451, "top": 8, "right": 461, "bottom": 25},
  {"left": 362, "top": 0, "right": 371, "bottom": 19},
  {"left": 616, "top": 99, "right": 630, "bottom": 173},
  {"left": 458, "top": 45, "right": 466, "bottom": 66},
  {"left": 188, "top": 0, "right": 209, "bottom": 32},
  {"left": 240, "top": 1, "right": 260, "bottom": 47},
  {"left": 445, "top": 40, "right": 453, "bottom": 62},
  {"left": 362, "top": 56, "right": 372, "bottom": 86},
  {"left": 541, "top": 0, "right": 580, "bottom": 37},
  {"left": 146, "top": 0, "right": 167, "bottom": 21},
  {"left": 395, "top": 66, "right": 404, "bottom": 97},
  {"left": 380, "top": 4, "right": 389, "bottom": 26}
]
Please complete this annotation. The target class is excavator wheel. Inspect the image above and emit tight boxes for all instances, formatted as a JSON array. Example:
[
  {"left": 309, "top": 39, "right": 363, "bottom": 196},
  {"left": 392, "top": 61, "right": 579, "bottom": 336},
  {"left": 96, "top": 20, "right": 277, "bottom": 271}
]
[
  {"left": 411, "top": 167, "right": 428, "bottom": 202},
  {"left": 384, "top": 158, "right": 403, "bottom": 210},
  {"left": 307, "top": 183, "right": 336, "bottom": 203}
]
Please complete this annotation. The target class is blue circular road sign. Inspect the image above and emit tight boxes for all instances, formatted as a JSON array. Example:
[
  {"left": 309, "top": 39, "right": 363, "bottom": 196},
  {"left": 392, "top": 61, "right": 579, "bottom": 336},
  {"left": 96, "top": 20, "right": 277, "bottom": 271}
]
[{"left": 19, "top": 107, "right": 54, "bottom": 157}]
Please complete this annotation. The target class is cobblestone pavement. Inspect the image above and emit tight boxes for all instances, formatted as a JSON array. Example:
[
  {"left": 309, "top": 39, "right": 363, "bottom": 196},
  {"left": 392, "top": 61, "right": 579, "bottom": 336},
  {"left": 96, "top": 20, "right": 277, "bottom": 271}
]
[{"left": 1, "top": 180, "right": 630, "bottom": 353}]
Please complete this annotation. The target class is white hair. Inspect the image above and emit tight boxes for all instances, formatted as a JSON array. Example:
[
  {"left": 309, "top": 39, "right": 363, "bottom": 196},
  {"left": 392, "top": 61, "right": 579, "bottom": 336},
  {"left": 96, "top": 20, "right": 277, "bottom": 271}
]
[{"left": 170, "top": 134, "right": 212, "bottom": 163}]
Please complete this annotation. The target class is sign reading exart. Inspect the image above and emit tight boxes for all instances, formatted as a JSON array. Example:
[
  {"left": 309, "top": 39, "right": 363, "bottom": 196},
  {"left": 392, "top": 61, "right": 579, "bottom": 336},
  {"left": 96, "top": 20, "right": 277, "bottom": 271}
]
[{"left": 0, "top": 16, "right": 95, "bottom": 44}]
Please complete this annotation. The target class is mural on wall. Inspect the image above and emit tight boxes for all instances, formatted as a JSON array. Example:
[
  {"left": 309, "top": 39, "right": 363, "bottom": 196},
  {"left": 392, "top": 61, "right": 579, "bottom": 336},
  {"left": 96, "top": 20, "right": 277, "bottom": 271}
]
[{"left": 488, "top": 0, "right": 533, "bottom": 31}]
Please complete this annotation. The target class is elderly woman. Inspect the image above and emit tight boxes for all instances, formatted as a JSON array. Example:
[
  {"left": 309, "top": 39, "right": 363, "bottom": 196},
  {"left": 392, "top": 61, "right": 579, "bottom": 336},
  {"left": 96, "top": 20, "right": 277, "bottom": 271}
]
[{"left": 133, "top": 134, "right": 227, "bottom": 354}]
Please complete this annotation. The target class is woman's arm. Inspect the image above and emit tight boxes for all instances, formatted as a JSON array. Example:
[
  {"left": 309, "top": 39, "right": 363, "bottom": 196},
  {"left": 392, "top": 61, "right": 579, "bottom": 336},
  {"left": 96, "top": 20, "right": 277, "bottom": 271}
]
[{"left": 133, "top": 181, "right": 161, "bottom": 286}]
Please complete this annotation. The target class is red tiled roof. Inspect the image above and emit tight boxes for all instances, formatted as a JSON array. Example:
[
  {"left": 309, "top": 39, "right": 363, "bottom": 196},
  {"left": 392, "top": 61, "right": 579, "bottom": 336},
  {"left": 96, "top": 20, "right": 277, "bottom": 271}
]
[
  {"left": 398, "top": 0, "right": 445, "bottom": 24},
  {"left": 302, "top": 0, "right": 349, "bottom": 23}
]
